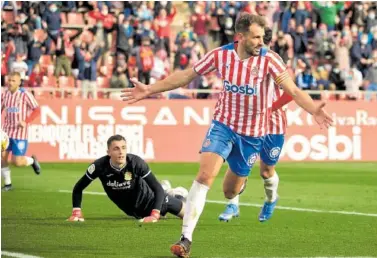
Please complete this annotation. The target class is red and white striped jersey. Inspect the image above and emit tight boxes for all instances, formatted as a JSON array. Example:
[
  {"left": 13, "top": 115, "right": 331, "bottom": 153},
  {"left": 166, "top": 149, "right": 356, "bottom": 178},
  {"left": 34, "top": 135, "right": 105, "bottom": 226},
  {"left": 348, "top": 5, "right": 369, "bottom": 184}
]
[
  {"left": 194, "top": 43, "right": 289, "bottom": 137},
  {"left": 1, "top": 88, "right": 39, "bottom": 140},
  {"left": 268, "top": 85, "right": 287, "bottom": 135}
]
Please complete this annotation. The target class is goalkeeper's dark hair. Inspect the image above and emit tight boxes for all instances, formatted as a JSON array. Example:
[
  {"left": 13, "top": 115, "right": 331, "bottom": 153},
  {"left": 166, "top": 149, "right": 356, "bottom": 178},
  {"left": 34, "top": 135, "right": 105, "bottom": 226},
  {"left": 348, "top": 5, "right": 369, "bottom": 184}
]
[
  {"left": 263, "top": 27, "right": 273, "bottom": 46},
  {"left": 107, "top": 135, "right": 126, "bottom": 148}
]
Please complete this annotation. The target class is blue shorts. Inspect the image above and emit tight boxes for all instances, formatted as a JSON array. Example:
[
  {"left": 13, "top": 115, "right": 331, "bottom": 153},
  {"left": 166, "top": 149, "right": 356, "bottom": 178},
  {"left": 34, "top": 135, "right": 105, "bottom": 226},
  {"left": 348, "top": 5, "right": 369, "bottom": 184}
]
[
  {"left": 260, "top": 134, "right": 285, "bottom": 166},
  {"left": 6, "top": 138, "right": 28, "bottom": 156},
  {"left": 200, "top": 120, "right": 264, "bottom": 177}
]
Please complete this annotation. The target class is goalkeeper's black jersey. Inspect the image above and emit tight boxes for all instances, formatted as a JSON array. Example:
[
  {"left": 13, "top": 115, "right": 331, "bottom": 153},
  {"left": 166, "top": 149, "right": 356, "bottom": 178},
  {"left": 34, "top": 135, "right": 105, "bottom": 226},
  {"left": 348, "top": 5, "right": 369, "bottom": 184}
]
[{"left": 77, "top": 154, "right": 159, "bottom": 219}]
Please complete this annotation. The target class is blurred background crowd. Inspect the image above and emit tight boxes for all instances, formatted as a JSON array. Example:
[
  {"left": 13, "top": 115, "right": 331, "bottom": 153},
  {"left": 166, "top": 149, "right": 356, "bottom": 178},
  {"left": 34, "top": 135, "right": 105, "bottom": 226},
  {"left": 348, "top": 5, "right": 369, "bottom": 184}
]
[{"left": 1, "top": 1, "right": 377, "bottom": 101}]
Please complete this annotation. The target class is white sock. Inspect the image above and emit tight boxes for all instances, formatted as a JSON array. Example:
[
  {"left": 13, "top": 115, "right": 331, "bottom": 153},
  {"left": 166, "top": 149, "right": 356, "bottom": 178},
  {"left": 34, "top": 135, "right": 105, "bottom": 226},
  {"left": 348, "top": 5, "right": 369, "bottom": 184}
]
[
  {"left": 182, "top": 180, "right": 209, "bottom": 242},
  {"left": 264, "top": 172, "right": 279, "bottom": 203},
  {"left": 228, "top": 195, "right": 239, "bottom": 206},
  {"left": 25, "top": 156, "right": 34, "bottom": 166},
  {"left": 2, "top": 167, "right": 11, "bottom": 185}
]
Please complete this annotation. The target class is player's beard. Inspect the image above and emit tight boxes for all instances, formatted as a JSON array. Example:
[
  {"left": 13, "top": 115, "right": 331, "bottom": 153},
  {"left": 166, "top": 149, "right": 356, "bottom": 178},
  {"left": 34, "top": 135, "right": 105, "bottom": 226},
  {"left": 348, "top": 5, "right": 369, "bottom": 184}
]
[{"left": 245, "top": 44, "right": 261, "bottom": 57}]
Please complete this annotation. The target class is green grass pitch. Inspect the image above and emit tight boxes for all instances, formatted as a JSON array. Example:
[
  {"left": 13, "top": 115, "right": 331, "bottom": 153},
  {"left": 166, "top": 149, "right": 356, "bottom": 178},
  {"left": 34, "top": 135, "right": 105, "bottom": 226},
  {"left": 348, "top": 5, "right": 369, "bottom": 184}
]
[{"left": 2, "top": 162, "right": 377, "bottom": 257}]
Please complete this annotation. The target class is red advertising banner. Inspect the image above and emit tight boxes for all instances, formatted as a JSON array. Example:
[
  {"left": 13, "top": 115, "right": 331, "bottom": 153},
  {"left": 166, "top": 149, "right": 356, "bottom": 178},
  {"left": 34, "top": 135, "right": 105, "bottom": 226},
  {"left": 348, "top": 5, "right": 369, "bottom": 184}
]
[{"left": 23, "top": 99, "right": 377, "bottom": 162}]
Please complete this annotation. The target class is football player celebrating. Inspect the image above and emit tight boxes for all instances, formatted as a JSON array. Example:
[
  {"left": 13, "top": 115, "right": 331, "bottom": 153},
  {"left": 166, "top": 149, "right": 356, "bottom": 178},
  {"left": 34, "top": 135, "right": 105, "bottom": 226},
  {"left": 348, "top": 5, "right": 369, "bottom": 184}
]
[
  {"left": 68, "top": 135, "right": 186, "bottom": 223},
  {"left": 1, "top": 72, "right": 41, "bottom": 191}
]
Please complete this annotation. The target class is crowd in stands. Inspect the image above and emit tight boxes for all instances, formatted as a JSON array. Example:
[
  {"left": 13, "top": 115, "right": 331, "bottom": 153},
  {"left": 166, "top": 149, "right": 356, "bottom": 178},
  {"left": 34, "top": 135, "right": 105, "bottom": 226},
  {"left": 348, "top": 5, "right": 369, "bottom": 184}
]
[{"left": 1, "top": 1, "right": 377, "bottom": 101}]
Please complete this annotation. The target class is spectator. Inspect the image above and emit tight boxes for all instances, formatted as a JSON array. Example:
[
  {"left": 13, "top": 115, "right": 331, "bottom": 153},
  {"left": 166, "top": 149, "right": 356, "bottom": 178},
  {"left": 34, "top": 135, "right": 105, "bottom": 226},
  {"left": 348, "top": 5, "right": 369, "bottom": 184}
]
[
  {"left": 11, "top": 53, "right": 28, "bottom": 80},
  {"left": 364, "top": 51, "right": 377, "bottom": 101},
  {"left": 190, "top": 4, "right": 211, "bottom": 52},
  {"left": 315, "top": 66, "right": 333, "bottom": 91},
  {"left": 116, "top": 14, "right": 134, "bottom": 56},
  {"left": 154, "top": 7, "right": 177, "bottom": 56},
  {"left": 334, "top": 31, "right": 352, "bottom": 72},
  {"left": 151, "top": 49, "right": 170, "bottom": 81},
  {"left": 27, "top": 32, "right": 46, "bottom": 75},
  {"left": 88, "top": 4, "right": 115, "bottom": 51},
  {"left": 296, "top": 67, "right": 317, "bottom": 90},
  {"left": 175, "top": 23, "right": 197, "bottom": 46},
  {"left": 1, "top": 39, "right": 15, "bottom": 87},
  {"left": 6, "top": 23, "right": 30, "bottom": 67},
  {"left": 343, "top": 65, "right": 363, "bottom": 100},
  {"left": 135, "top": 19, "right": 157, "bottom": 47},
  {"left": 351, "top": 33, "right": 373, "bottom": 77},
  {"left": 42, "top": 3, "right": 62, "bottom": 54},
  {"left": 329, "top": 62, "right": 346, "bottom": 92},
  {"left": 75, "top": 40, "right": 103, "bottom": 99},
  {"left": 54, "top": 34, "right": 73, "bottom": 78},
  {"left": 26, "top": 7, "right": 42, "bottom": 30},
  {"left": 314, "top": 23, "right": 335, "bottom": 61},
  {"left": 136, "top": 2, "right": 154, "bottom": 21},
  {"left": 313, "top": 1, "right": 344, "bottom": 31},
  {"left": 366, "top": 8, "right": 377, "bottom": 32},
  {"left": 28, "top": 64, "right": 43, "bottom": 88},
  {"left": 134, "top": 37, "right": 154, "bottom": 85},
  {"left": 290, "top": 25, "right": 308, "bottom": 59},
  {"left": 109, "top": 53, "right": 129, "bottom": 100},
  {"left": 173, "top": 33, "right": 192, "bottom": 70},
  {"left": 273, "top": 31, "right": 290, "bottom": 63}
]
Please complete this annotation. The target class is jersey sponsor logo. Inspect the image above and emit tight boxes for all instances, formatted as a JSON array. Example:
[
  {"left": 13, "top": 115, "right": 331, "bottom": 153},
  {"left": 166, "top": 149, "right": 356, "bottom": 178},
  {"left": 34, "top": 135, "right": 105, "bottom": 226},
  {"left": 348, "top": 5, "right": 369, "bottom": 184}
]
[
  {"left": 6, "top": 107, "right": 20, "bottom": 113},
  {"left": 247, "top": 153, "right": 258, "bottom": 167},
  {"left": 203, "top": 139, "right": 211, "bottom": 148},
  {"left": 87, "top": 164, "right": 95, "bottom": 174},
  {"left": 269, "top": 147, "right": 281, "bottom": 159},
  {"left": 17, "top": 141, "right": 26, "bottom": 151},
  {"left": 107, "top": 180, "right": 131, "bottom": 189},
  {"left": 124, "top": 172, "right": 132, "bottom": 181},
  {"left": 165, "top": 195, "right": 169, "bottom": 203},
  {"left": 224, "top": 80, "right": 257, "bottom": 96}
]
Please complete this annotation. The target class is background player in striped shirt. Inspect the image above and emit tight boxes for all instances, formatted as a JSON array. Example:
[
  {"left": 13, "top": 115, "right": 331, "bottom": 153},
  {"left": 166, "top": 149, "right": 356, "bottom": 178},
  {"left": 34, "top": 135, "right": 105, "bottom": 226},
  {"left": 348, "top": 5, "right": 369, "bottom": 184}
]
[
  {"left": 1, "top": 72, "right": 41, "bottom": 191},
  {"left": 121, "top": 14, "right": 332, "bottom": 258},
  {"left": 218, "top": 27, "right": 294, "bottom": 223}
]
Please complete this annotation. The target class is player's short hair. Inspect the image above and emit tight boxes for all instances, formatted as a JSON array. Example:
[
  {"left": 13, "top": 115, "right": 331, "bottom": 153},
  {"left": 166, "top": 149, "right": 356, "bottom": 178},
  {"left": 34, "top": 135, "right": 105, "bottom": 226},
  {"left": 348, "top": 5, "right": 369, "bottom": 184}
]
[
  {"left": 9, "top": 72, "right": 21, "bottom": 78},
  {"left": 107, "top": 135, "right": 126, "bottom": 148},
  {"left": 263, "top": 27, "right": 273, "bottom": 46},
  {"left": 235, "top": 14, "right": 266, "bottom": 34}
]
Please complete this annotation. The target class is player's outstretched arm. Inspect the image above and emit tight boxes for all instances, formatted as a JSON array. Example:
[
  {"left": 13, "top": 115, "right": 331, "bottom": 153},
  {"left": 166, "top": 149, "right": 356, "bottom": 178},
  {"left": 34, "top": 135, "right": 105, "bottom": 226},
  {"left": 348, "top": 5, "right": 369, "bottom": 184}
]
[
  {"left": 121, "top": 67, "right": 198, "bottom": 104},
  {"left": 139, "top": 172, "right": 165, "bottom": 223},
  {"left": 67, "top": 174, "right": 93, "bottom": 222},
  {"left": 280, "top": 77, "right": 333, "bottom": 129}
]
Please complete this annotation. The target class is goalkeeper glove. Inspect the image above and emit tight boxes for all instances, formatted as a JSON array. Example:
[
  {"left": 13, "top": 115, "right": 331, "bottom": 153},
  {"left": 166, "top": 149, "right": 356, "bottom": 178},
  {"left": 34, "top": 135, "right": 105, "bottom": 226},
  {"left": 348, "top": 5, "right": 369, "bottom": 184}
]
[
  {"left": 67, "top": 208, "right": 85, "bottom": 222},
  {"left": 139, "top": 209, "right": 160, "bottom": 223}
]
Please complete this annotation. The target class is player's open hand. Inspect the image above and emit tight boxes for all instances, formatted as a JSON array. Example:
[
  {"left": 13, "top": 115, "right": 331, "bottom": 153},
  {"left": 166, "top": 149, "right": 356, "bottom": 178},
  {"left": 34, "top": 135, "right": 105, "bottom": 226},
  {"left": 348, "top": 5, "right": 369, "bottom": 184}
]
[
  {"left": 313, "top": 102, "right": 333, "bottom": 129},
  {"left": 139, "top": 209, "right": 160, "bottom": 223},
  {"left": 67, "top": 208, "right": 84, "bottom": 222},
  {"left": 120, "top": 78, "right": 151, "bottom": 104}
]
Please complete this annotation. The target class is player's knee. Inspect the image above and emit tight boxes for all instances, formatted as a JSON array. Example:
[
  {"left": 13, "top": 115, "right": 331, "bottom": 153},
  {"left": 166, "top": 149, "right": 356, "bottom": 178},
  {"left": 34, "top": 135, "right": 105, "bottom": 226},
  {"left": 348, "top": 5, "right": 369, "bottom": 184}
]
[
  {"left": 260, "top": 166, "right": 275, "bottom": 179},
  {"left": 196, "top": 167, "right": 217, "bottom": 185},
  {"left": 1, "top": 159, "right": 9, "bottom": 168},
  {"left": 13, "top": 158, "right": 24, "bottom": 167},
  {"left": 223, "top": 188, "right": 238, "bottom": 199}
]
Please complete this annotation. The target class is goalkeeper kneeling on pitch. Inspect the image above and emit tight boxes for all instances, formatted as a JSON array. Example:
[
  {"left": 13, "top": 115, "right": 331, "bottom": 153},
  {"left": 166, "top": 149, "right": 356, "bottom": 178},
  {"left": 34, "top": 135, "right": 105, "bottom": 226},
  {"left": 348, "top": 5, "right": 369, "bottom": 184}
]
[{"left": 68, "top": 134, "right": 186, "bottom": 223}]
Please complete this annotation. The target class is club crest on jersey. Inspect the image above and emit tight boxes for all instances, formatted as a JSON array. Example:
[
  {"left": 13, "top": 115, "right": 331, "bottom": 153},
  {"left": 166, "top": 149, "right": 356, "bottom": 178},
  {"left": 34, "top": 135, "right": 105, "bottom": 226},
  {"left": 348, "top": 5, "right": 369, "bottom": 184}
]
[
  {"left": 124, "top": 172, "right": 132, "bottom": 181},
  {"left": 247, "top": 153, "right": 258, "bottom": 167},
  {"left": 269, "top": 147, "right": 281, "bottom": 159},
  {"left": 203, "top": 139, "right": 211, "bottom": 148},
  {"left": 250, "top": 67, "right": 259, "bottom": 76},
  {"left": 87, "top": 164, "right": 95, "bottom": 174},
  {"left": 223, "top": 80, "right": 257, "bottom": 96},
  {"left": 17, "top": 141, "right": 26, "bottom": 151}
]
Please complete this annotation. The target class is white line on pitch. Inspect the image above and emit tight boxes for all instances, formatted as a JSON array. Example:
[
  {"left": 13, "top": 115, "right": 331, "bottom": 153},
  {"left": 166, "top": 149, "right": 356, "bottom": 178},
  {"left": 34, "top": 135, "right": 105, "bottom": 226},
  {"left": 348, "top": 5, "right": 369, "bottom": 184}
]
[
  {"left": 58, "top": 190, "right": 377, "bottom": 218},
  {"left": 1, "top": 251, "right": 43, "bottom": 258}
]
